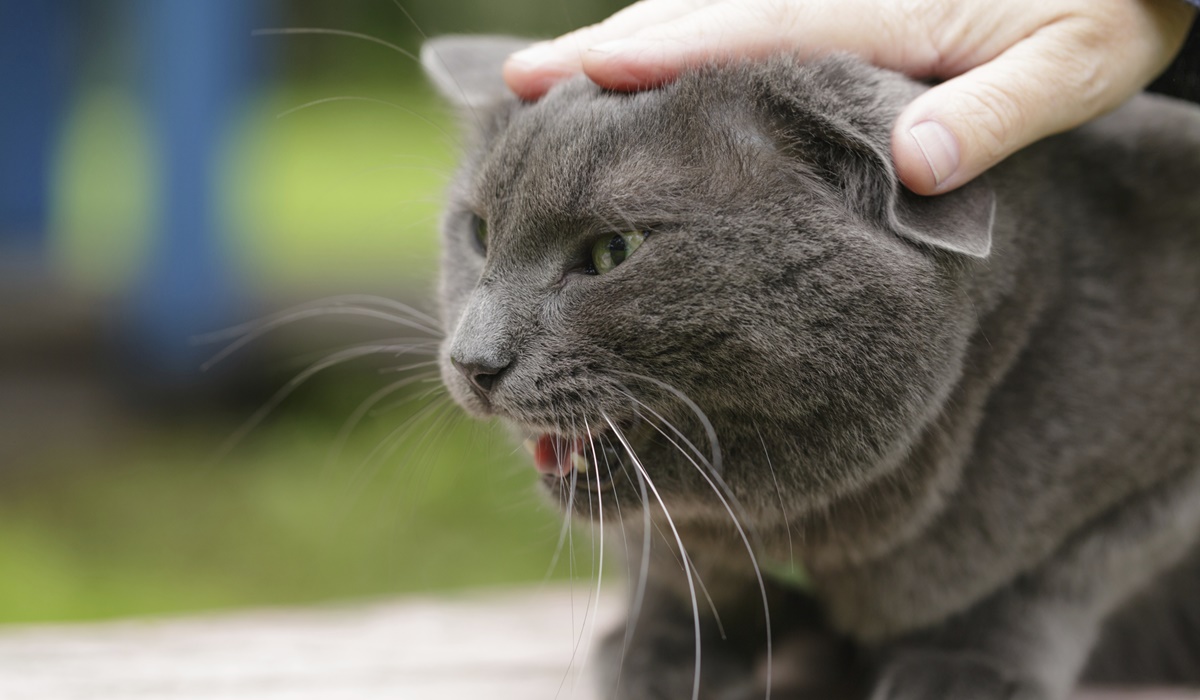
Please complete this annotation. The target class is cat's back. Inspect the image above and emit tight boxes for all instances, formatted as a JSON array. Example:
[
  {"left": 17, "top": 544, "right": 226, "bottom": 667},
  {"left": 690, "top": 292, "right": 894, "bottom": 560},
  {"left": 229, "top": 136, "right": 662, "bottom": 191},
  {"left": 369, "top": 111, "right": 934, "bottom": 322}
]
[
  {"left": 1028, "top": 91, "right": 1200, "bottom": 255},
  {"left": 997, "top": 91, "right": 1200, "bottom": 334}
]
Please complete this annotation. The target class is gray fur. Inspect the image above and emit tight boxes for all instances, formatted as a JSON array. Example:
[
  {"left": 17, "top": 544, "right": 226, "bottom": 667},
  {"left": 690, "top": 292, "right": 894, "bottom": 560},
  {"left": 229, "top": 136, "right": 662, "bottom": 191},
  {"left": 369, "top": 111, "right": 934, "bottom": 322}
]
[{"left": 424, "top": 35, "right": 1200, "bottom": 700}]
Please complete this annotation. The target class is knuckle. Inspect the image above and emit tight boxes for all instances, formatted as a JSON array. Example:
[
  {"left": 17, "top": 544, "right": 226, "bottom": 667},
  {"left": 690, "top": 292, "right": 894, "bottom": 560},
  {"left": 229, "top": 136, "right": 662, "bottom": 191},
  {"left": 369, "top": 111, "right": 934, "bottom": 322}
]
[
  {"left": 1038, "top": 20, "right": 1124, "bottom": 116},
  {"left": 866, "top": 0, "right": 960, "bottom": 73},
  {"left": 953, "top": 80, "right": 1028, "bottom": 159},
  {"left": 895, "top": 0, "right": 952, "bottom": 33},
  {"left": 739, "top": 0, "right": 798, "bottom": 31},
  {"left": 892, "top": 0, "right": 952, "bottom": 68}
]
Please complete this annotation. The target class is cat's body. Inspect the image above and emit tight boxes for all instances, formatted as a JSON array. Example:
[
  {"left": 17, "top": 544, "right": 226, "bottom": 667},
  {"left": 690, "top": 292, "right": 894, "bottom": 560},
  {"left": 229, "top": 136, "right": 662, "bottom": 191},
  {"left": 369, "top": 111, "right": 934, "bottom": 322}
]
[{"left": 422, "top": 36, "right": 1200, "bottom": 699}]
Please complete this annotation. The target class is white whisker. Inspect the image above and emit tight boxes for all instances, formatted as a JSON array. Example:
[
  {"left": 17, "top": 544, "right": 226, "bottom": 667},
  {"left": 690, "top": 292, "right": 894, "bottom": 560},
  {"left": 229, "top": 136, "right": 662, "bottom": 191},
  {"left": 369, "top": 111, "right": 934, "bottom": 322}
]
[
  {"left": 325, "top": 371, "right": 440, "bottom": 471},
  {"left": 597, "top": 433, "right": 634, "bottom": 698},
  {"left": 350, "top": 388, "right": 451, "bottom": 489},
  {"left": 197, "top": 294, "right": 439, "bottom": 342},
  {"left": 200, "top": 306, "right": 440, "bottom": 371},
  {"left": 630, "top": 404, "right": 774, "bottom": 700},
  {"left": 615, "top": 371, "right": 722, "bottom": 476},
  {"left": 253, "top": 27, "right": 419, "bottom": 62},
  {"left": 604, "top": 412, "right": 703, "bottom": 700},
  {"left": 756, "top": 422, "right": 794, "bottom": 566},
  {"left": 213, "top": 343, "right": 429, "bottom": 462}
]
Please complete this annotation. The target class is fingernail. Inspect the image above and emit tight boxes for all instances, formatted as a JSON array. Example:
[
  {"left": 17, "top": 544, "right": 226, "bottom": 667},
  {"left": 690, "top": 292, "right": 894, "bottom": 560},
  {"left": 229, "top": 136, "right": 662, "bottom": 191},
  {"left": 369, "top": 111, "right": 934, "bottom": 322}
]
[
  {"left": 507, "top": 41, "right": 562, "bottom": 67},
  {"left": 908, "top": 120, "right": 960, "bottom": 188}
]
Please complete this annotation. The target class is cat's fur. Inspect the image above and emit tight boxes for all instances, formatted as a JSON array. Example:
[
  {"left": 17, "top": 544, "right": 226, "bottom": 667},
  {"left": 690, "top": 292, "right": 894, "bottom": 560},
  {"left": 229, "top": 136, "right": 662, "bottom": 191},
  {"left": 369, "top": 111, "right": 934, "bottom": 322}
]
[{"left": 422, "top": 35, "right": 1200, "bottom": 699}]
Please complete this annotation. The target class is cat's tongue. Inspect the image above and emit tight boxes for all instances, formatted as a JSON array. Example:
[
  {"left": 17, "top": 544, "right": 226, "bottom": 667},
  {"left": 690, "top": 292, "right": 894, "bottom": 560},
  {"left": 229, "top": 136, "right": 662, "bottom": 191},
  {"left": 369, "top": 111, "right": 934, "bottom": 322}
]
[{"left": 532, "top": 434, "right": 584, "bottom": 476}]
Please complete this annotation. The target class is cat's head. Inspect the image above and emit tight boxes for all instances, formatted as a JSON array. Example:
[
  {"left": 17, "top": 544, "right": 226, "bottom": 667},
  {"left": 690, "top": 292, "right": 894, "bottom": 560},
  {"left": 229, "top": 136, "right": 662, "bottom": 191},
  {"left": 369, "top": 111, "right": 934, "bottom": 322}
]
[{"left": 421, "top": 36, "right": 995, "bottom": 522}]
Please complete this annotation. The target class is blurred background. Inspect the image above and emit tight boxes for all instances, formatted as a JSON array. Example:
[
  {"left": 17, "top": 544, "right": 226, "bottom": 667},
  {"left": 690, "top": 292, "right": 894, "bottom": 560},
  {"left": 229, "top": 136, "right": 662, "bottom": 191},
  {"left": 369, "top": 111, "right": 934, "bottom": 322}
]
[{"left": 0, "top": 0, "right": 628, "bottom": 624}]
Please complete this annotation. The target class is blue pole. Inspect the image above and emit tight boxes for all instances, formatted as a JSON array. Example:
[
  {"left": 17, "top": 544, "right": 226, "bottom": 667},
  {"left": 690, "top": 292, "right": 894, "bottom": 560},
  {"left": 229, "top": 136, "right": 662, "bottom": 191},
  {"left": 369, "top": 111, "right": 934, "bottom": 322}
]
[
  {"left": 130, "top": 0, "right": 264, "bottom": 380},
  {"left": 0, "top": 1, "right": 71, "bottom": 256}
]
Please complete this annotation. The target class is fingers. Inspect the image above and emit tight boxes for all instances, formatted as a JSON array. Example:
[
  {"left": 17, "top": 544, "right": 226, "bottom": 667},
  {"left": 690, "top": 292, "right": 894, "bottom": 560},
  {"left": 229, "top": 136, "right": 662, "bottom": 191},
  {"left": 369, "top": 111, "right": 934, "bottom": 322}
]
[
  {"left": 577, "top": 0, "right": 939, "bottom": 91},
  {"left": 505, "top": 0, "right": 1195, "bottom": 197},
  {"left": 503, "top": 0, "right": 713, "bottom": 99},
  {"left": 891, "top": 37, "right": 1085, "bottom": 195},
  {"left": 893, "top": 4, "right": 1195, "bottom": 194},
  {"left": 505, "top": 0, "right": 942, "bottom": 98}
]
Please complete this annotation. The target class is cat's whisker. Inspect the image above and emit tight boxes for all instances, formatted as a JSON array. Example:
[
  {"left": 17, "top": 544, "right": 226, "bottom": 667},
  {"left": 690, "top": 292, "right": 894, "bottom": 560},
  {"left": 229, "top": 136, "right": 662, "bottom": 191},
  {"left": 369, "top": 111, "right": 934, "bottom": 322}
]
[
  {"left": 280, "top": 339, "right": 436, "bottom": 371},
  {"left": 632, "top": 406, "right": 772, "bottom": 692},
  {"left": 271, "top": 94, "right": 462, "bottom": 148},
  {"left": 595, "top": 432, "right": 635, "bottom": 699},
  {"left": 322, "top": 391, "right": 452, "bottom": 520},
  {"left": 755, "top": 421, "right": 795, "bottom": 565},
  {"left": 325, "top": 370, "right": 441, "bottom": 472},
  {"left": 253, "top": 27, "right": 420, "bottom": 62},
  {"left": 558, "top": 418, "right": 603, "bottom": 700},
  {"left": 567, "top": 462, "right": 578, "bottom": 654},
  {"left": 355, "top": 398, "right": 461, "bottom": 526},
  {"left": 582, "top": 418, "right": 605, "bottom": 693},
  {"left": 198, "top": 294, "right": 439, "bottom": 342},
  {"left": 604, "top": 412, "right": 703, "bottom": 700},
  {"left": 199, "top": 304, "right": 441, "bottom": 371},
  {"left": 391, "top": 399, "right": 464, "bottom": 507},
  {"left": 614, "top": 385, "right": 773, "bottom": 696},
  {"left": 213, "top": 342, "right": 432, "bottom": 462},
  {"left": 614, "top": 371, "right": 722, "bottom": 477},
  {"left": 386, "top": 0, "right": 486, "bottom": 133},
  {"left": 544, "top": 457, "right": 578, "bottom": 583},
  {"left": 377, "top": 356, "right": 441, "bottom": 374},
  {"left": 600, "top": 429, "right": 653, "bottom": 694},
  {"left": 350, "top": 388, "right": 452, "bottom": 489}
]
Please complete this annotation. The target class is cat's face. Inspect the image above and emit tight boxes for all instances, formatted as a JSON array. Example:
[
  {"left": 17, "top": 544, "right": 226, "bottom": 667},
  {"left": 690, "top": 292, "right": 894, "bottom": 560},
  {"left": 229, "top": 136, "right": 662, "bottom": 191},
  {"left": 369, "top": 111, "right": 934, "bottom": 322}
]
[{"left": 423, "top": 38, "right": 996, "bottom": 523}]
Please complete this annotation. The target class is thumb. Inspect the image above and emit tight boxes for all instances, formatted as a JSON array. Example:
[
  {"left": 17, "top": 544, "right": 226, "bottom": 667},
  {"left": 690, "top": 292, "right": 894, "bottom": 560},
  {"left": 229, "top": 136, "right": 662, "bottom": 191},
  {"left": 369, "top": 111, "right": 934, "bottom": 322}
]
[{"left": 892, "top": 30, "right": 1118, "bottom": 195}]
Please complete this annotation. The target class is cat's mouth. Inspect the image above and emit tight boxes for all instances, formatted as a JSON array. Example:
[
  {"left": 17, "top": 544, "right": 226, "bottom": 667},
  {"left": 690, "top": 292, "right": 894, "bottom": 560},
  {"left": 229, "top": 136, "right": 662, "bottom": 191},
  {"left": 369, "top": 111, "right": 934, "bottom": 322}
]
[{"left": 522, "top": 432, "right": 627, "bottom": 493}]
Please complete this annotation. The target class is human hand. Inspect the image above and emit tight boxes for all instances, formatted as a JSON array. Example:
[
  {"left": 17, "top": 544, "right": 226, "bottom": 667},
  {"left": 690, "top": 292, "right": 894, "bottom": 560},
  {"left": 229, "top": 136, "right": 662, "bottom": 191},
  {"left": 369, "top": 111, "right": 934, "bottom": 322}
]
[{"left": 504, "top": 0, "right": 1195, "bottom": 195}]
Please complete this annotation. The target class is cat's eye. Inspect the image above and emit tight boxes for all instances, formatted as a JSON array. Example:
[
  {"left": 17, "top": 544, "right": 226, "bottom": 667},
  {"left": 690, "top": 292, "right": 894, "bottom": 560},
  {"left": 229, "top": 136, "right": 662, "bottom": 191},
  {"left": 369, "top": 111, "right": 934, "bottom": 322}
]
[
  {"left": 471, "top": 215, "right": 488, "bottom": 254},
  {"left": 589, "top": 231, "right": 646, "bottom": 275}
]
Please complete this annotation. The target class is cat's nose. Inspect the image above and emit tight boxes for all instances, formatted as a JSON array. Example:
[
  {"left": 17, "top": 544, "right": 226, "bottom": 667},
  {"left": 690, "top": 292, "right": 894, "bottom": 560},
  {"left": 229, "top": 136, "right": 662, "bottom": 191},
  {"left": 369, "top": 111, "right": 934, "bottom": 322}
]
[{"left": 451, "top": 356, "right": 510, "bottom": 396}]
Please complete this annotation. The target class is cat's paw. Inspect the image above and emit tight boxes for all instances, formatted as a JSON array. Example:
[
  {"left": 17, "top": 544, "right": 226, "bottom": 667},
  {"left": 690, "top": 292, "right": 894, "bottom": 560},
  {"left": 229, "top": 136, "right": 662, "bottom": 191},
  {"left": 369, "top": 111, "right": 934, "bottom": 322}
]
[{"left": 871, "top": 651, "right": 1048, "bottom": 700}]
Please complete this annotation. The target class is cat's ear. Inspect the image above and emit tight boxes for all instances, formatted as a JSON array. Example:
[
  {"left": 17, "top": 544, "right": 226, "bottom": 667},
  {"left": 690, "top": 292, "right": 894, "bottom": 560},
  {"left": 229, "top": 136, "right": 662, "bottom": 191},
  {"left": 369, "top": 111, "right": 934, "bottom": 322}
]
[
  {"left": 758, "top": 58, "right": 995, "bottom": 259},
  {"left": 420, "top": 35, "right": 532, "bottom": 109},
  {"left": 884, "top": 163, "right": 995, "bottom": 259}
]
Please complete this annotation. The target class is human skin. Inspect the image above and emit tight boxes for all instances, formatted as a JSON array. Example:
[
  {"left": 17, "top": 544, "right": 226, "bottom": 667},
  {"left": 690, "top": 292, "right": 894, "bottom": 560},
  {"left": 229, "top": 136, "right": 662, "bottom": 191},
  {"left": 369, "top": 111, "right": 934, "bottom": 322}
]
[{"left": 503, "top": 0, "right": 1196, "bottom": 195}]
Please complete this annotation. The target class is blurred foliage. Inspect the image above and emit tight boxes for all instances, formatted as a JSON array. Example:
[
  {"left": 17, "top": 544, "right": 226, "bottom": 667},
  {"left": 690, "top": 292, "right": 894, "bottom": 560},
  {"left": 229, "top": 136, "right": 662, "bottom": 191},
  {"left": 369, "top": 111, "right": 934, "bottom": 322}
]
[
  {"left": 7, "top": 0, "right": 636, "bottom": 624},
  {"left": 0, "top": 376, "right": 605, "bottom": 624},
  {"left": 54, "top": 82, "right": 452, "bottom": 295}
]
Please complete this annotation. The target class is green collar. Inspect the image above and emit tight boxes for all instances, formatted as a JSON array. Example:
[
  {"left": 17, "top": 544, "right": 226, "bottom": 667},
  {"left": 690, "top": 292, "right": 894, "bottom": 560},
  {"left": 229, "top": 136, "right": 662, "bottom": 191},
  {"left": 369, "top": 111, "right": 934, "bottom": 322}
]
[{"left": 760, "top": 555, "right": 812, "bottom": 592}]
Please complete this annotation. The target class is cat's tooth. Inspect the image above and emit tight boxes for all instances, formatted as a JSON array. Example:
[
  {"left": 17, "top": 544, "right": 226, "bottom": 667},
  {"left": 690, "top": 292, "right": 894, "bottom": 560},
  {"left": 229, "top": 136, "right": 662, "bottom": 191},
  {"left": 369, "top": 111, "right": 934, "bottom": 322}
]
[
  {"left": 523, "top": 439, "right": 536, "bottom": 455},
  {"left": 571, "top": 451, "right": 589, "bottom": 474}
]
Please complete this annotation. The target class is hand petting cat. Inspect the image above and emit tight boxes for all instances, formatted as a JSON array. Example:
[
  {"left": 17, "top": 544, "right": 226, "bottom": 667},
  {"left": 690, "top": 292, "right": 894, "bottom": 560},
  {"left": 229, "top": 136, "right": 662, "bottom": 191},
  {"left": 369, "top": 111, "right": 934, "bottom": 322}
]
[{"left": 503, "top": 0, "right": 1196, "bottom": 195}]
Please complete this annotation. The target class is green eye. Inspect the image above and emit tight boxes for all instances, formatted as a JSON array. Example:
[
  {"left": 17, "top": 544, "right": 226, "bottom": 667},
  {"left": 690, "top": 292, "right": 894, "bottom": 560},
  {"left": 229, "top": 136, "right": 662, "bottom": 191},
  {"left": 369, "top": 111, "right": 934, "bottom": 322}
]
[
  {"left": 472, "top": 215, "right": 488, "bottom": 253},
  {"left": 590, "top": 231, "right": 646, "bottom": 275}
]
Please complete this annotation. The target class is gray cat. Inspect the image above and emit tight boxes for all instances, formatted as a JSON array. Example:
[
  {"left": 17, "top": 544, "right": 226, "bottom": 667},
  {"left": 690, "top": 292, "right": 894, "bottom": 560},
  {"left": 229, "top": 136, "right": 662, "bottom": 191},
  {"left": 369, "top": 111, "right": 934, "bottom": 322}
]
[{"left": 421, "top": 34, "right": 1200, "bottom": 700}]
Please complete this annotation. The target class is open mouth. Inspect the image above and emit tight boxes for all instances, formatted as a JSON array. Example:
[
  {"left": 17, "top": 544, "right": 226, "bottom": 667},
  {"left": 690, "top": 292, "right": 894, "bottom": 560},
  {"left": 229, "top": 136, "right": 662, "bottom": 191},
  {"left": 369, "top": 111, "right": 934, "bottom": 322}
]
[{"left": 523, "top": 433, "right": 621, "bottom": 492}]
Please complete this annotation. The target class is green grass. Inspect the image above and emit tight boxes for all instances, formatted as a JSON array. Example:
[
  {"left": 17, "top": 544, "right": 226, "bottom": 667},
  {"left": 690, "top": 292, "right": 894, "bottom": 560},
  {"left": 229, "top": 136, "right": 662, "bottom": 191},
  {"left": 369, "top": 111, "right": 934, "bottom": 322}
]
[{"left": 0, "top": 388, "right": 590, "bottom": 624}]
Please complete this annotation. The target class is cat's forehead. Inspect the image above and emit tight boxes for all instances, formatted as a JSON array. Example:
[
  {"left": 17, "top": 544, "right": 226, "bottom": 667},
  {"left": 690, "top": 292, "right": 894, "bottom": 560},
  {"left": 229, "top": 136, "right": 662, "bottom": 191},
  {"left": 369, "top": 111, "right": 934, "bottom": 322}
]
[{"left": 469, "top": 77, "right": 756, "bottom": 228}]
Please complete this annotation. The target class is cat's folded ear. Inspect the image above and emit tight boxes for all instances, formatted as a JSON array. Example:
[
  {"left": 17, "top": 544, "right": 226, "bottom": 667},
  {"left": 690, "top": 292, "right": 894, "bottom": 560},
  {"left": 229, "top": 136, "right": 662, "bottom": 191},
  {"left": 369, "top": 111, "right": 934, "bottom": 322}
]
[
  {"left": 421, "top": 35, "right": 532, "bottom": 110},
  {"left": 757, "top": 57, "right": 995, "bottom": 259}
]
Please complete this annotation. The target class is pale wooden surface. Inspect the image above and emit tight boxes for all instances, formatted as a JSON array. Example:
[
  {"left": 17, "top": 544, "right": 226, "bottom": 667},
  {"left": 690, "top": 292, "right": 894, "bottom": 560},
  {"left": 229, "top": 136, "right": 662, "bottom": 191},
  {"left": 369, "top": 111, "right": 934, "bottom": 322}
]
[
  {"left": 0, "top": 588, "right": 1194, "bottom": 700},
  {"left": 0, "top": 587, "right": 620, "bottom": 700}
]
